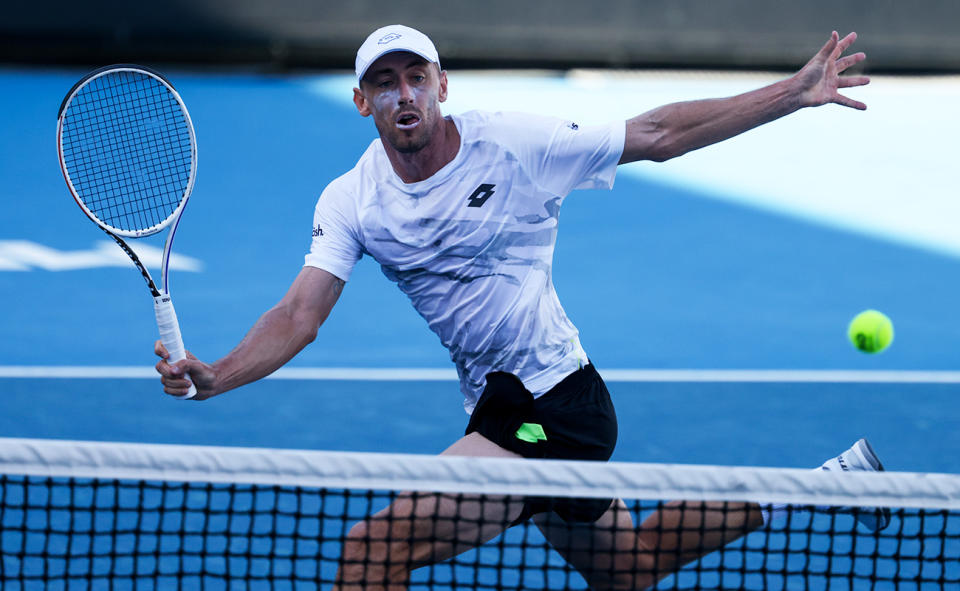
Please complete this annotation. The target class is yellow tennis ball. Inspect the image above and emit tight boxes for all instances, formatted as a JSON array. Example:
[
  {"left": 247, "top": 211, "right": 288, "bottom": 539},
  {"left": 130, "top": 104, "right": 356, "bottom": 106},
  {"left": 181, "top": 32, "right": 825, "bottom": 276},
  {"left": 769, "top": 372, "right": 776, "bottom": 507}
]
[{"left": 848, "top": 310, "right": 894, "bottom": 353}]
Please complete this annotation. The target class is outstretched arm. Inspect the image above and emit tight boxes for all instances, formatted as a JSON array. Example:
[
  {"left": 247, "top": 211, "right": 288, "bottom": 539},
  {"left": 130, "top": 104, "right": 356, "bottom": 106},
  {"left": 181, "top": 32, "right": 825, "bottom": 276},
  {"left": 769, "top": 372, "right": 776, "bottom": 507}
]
[
  {"left": 619, "top": 31, "right": 869, "bottom": 164},
  {"left": 155, "top": 266, "right": 345, "bottom": 399}
]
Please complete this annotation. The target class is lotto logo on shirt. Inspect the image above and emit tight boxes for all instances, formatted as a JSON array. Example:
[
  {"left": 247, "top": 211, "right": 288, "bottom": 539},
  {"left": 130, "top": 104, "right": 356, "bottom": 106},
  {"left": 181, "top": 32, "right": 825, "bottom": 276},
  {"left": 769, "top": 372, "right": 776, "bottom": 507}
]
[
  {"left": 312, "top": 225, "right": 324, "bottom": 237},
  {"left": 466, "top": 183, "right": 496, "bottom": 208}
]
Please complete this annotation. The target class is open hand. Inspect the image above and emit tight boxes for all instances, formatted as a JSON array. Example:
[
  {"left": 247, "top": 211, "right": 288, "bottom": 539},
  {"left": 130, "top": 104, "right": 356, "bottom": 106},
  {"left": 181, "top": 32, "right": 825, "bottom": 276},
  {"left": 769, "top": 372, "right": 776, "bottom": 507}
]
[{"left": 795, "top": 32, "right": 870, "bottom": 110}]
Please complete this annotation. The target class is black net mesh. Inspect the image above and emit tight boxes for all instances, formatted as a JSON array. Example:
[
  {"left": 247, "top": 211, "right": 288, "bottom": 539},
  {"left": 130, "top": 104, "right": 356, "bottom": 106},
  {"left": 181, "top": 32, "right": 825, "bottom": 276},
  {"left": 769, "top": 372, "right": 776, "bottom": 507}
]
[{"left": 2, "top": 471, "right": 958, "bottom": 590}]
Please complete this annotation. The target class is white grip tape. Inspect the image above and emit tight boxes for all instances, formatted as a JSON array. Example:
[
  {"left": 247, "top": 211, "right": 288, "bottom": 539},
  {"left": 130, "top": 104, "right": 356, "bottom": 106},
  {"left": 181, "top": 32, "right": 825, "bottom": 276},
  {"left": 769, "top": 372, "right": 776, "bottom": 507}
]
[{"left": 153, "top": 294, "right": 197, "bottom": 399}]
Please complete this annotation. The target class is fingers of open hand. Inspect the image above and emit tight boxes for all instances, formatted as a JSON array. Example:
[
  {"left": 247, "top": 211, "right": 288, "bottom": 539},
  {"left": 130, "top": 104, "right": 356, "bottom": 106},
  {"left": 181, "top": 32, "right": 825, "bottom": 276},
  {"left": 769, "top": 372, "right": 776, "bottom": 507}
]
[
  {"left": 834, "top": 93, "right": 867, "bottom": 111},
  {"left": 817, "top": 31, "right": 840, "bottom": 61},
  {"left": 836, "top": 52, "right": 866, "bottom": 74},
  {"left": 835, "top": 32, "right": 859, "bottom": 56},
  {"left": 838, "top": 75, "right": 870, "bottom": 90},
  {"left": 829, "top": 33, "right": 867, "bottom": 109}
]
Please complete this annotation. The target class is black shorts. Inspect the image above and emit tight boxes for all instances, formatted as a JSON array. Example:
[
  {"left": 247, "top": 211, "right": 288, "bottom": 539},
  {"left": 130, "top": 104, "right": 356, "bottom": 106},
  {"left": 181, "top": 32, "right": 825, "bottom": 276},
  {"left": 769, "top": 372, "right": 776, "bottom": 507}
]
[{"left": 464, "top": 363, "right": 618, "bottom": 524}]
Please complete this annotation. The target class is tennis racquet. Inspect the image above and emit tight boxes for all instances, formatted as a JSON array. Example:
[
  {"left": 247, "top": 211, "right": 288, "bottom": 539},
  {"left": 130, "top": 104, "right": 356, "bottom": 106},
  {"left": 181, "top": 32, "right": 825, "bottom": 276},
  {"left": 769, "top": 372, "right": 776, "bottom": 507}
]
[{"left": 57, "top": 64, "right": 198, "bottom": 399}]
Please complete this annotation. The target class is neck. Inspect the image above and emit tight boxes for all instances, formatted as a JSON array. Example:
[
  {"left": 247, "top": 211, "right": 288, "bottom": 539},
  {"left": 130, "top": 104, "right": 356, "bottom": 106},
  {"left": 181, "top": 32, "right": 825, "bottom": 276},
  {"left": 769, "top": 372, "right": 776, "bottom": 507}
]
[{"left": 384, "top": 118, "right": 460, "bottom": 183}]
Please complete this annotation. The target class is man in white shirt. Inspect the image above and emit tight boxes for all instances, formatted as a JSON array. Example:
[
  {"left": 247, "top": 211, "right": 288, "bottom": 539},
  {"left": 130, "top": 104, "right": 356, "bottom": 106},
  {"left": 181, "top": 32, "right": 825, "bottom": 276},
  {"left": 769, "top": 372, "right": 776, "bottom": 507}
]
[{"left": 156, "top": 24, "right": 883, "bottom": 590}]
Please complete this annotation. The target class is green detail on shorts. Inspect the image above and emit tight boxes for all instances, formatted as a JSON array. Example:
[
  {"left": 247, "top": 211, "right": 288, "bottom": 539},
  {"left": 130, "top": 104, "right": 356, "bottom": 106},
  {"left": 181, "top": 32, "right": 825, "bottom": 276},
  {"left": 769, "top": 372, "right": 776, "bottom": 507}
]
[{"left": 515, "top": 422, "right": 547, "bottom": 443}]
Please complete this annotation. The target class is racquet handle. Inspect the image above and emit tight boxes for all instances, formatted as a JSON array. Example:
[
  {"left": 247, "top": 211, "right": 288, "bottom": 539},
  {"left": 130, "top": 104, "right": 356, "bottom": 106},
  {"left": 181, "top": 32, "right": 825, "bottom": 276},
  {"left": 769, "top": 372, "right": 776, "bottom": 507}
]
[{"left": 153, "top": 294, "right": 197, "bottom": 399}]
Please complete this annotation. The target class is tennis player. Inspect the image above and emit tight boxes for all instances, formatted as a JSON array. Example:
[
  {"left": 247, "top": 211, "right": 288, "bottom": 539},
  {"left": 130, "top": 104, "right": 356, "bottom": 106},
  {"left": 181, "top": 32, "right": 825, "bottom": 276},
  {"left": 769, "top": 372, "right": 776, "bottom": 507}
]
[{"left": 156, "top": 24, "right": 884, "bottom": 590}]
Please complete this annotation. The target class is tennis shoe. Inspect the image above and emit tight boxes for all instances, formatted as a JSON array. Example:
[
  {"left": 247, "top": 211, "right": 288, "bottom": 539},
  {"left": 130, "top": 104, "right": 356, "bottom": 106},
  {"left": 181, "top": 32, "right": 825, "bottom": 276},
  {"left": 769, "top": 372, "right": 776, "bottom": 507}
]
[{"left": 820, "top": 438, "right": 891, "bottom": 532}]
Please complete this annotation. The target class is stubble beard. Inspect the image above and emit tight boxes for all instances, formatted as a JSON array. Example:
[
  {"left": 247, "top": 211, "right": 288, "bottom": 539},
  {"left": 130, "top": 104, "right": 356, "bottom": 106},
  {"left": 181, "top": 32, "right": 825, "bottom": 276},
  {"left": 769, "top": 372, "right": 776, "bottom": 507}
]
[{"left": 379, "top": 111, "right": 438, "bottom": 154}]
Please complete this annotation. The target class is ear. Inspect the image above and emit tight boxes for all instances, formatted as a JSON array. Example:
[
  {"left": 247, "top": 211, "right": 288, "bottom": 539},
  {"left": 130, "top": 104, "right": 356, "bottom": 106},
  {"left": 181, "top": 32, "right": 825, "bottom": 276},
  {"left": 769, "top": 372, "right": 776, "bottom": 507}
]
[
  {"left": 353, "top": 87, "right": 372, "bottom": 117},
  {"left": 437, "top": 69, "right": 449, "bottom": 103}
]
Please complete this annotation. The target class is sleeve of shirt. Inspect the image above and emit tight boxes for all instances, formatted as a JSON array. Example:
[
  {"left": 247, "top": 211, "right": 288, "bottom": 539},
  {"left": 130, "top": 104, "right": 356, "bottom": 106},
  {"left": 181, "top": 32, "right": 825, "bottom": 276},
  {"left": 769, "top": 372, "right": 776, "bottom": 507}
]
[
  {"left": 303, "top": 181, "right": 363, "bottom": 282},
  {"left": 492, "top": 111, "right": 626, "bottom": 197}
]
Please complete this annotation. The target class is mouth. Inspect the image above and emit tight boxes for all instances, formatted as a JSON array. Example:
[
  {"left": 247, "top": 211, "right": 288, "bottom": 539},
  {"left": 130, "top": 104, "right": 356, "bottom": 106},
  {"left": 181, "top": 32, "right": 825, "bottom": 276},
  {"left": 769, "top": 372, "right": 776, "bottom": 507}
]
[{"left": 395, "top": 112, "right": 421, "bottom": 130}]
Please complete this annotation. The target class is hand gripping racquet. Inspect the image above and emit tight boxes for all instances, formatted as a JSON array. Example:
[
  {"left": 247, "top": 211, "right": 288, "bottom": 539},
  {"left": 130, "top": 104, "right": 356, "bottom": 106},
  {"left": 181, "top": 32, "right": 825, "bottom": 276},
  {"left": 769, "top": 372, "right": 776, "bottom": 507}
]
[{"left": 57, "top": 64, "right": 198, "bottom": 399}]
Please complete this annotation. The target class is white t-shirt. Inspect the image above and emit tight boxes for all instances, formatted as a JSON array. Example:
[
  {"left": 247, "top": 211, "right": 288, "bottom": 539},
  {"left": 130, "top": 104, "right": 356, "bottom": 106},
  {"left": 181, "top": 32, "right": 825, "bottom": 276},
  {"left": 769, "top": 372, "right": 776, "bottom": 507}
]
[{"left": 305, "top": 110, "right": 625, "bottom": 413}]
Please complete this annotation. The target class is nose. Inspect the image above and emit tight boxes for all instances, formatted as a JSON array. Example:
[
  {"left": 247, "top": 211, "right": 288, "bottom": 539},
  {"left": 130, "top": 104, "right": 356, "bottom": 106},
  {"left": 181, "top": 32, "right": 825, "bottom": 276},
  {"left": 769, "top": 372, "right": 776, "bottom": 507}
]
[{"left": 397, "top": 79, "right": 414, "bottom": 104}]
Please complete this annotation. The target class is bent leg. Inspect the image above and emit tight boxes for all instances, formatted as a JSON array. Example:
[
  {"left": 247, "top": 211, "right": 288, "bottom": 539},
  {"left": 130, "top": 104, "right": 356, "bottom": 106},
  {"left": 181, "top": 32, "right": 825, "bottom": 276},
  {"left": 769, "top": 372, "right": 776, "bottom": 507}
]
[
  {"left": 536, "top": 499, "right": 764, "bottom": 590},
  {"left": 634, "top": 500, "right": 765, "bottom": 575},
  {"left": 535, "top": 500, "right": 643, "bottom": 590},
  {"left": 335, "top": 433, "right": 525, "bottom": 591}
]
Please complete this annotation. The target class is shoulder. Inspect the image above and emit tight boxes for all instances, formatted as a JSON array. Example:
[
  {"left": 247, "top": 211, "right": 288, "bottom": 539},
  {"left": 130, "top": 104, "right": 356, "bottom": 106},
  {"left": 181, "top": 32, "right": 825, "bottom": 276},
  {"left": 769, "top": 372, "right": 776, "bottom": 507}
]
[
  {"left": 455, "top": 110, "right": 572, "bottom": 150},
  {"left": 317, "top": 139, "right": 386, "bottom": 206},
  {"left": 317, "top": 169, "right": 357, "bottom": 208},
  {"left": 455, "top": 109, "right": 565, "bottom": 135}
]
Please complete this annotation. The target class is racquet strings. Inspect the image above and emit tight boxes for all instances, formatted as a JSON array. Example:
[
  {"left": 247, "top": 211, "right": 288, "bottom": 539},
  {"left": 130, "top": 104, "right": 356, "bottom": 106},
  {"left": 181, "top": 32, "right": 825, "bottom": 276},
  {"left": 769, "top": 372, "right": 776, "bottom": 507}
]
[{"left": 60, "top": 69, "right": 193, "bottom": 234}]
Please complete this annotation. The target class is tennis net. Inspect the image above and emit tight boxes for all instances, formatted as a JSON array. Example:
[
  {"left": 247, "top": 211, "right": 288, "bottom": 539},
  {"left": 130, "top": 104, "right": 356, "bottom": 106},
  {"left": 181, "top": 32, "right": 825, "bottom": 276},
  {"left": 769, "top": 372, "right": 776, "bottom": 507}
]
[{"left": 1, "top": 437, "right": 958, "bottom": 590}]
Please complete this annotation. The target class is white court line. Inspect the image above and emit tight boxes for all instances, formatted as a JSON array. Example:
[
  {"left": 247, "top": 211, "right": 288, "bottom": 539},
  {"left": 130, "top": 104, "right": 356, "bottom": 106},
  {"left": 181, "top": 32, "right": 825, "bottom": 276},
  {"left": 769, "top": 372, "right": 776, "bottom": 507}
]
[{"left": 1, "top": 366, "right": 960, "bottom": 383}]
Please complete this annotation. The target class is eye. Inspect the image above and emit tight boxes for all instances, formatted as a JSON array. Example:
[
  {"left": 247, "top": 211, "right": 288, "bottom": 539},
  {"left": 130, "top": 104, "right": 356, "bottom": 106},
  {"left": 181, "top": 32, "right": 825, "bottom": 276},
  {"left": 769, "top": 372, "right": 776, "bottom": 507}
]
[
  {"left": 378, "top": 80, "right": 393, "bottom": 89},
  {"left": 412, "top": 75, "right": 425, "bottom": 83}
]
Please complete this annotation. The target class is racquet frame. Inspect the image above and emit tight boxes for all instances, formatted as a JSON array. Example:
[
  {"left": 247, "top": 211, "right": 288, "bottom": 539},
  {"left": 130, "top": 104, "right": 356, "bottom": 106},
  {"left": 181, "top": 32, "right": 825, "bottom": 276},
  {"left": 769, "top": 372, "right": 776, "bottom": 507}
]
[{"left": 57, "top": 64, "right": 198, "bottom": 398}]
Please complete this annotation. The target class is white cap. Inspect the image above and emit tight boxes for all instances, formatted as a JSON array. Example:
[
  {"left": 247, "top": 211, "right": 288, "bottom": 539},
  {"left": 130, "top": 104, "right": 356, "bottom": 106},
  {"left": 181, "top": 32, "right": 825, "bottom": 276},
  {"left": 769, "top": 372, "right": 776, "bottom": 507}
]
[{"left": 355, "top": 24, "right": 441, "bottom": 84}]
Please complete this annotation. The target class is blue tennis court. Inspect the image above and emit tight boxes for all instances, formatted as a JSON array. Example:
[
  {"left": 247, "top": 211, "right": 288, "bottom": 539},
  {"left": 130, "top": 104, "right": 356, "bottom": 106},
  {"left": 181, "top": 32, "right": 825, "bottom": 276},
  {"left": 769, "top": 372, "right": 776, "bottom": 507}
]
[
  {"left": 2, "top": 66, "right": 959, "bottom": 471},
  {"left": 2, "top": 65, "right": 960, "bottom": 591}
]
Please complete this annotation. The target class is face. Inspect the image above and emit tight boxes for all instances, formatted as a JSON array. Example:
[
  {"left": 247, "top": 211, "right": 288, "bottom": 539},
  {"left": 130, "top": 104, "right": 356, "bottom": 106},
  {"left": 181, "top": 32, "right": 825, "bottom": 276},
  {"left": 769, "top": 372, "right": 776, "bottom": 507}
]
[{"left": 353, "top": 52, "right": 448, "bottom": 154}]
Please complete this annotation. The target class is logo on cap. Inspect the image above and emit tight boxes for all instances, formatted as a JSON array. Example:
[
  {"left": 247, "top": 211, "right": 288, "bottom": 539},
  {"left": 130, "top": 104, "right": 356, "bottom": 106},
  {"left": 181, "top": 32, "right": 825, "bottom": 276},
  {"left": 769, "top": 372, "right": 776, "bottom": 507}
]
[{"left": 378, "top": 33, "right": 401, "bottom": 44}]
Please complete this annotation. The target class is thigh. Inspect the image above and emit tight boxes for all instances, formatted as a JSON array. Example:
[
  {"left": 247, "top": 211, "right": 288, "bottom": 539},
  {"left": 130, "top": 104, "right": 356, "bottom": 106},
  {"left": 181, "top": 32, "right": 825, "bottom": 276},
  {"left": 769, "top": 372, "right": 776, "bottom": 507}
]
[
  {"left": 378, "top": 431, "right": 524, "bottom": 566},
  {"left": 340, "top": 431, "right": 527, "bottom": 583},
  {"left": 364, "top": 487, "right": 526, "bottom": 569},
  {"left": 441, "top": 430, "right": 524, "bottom": 458}
]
